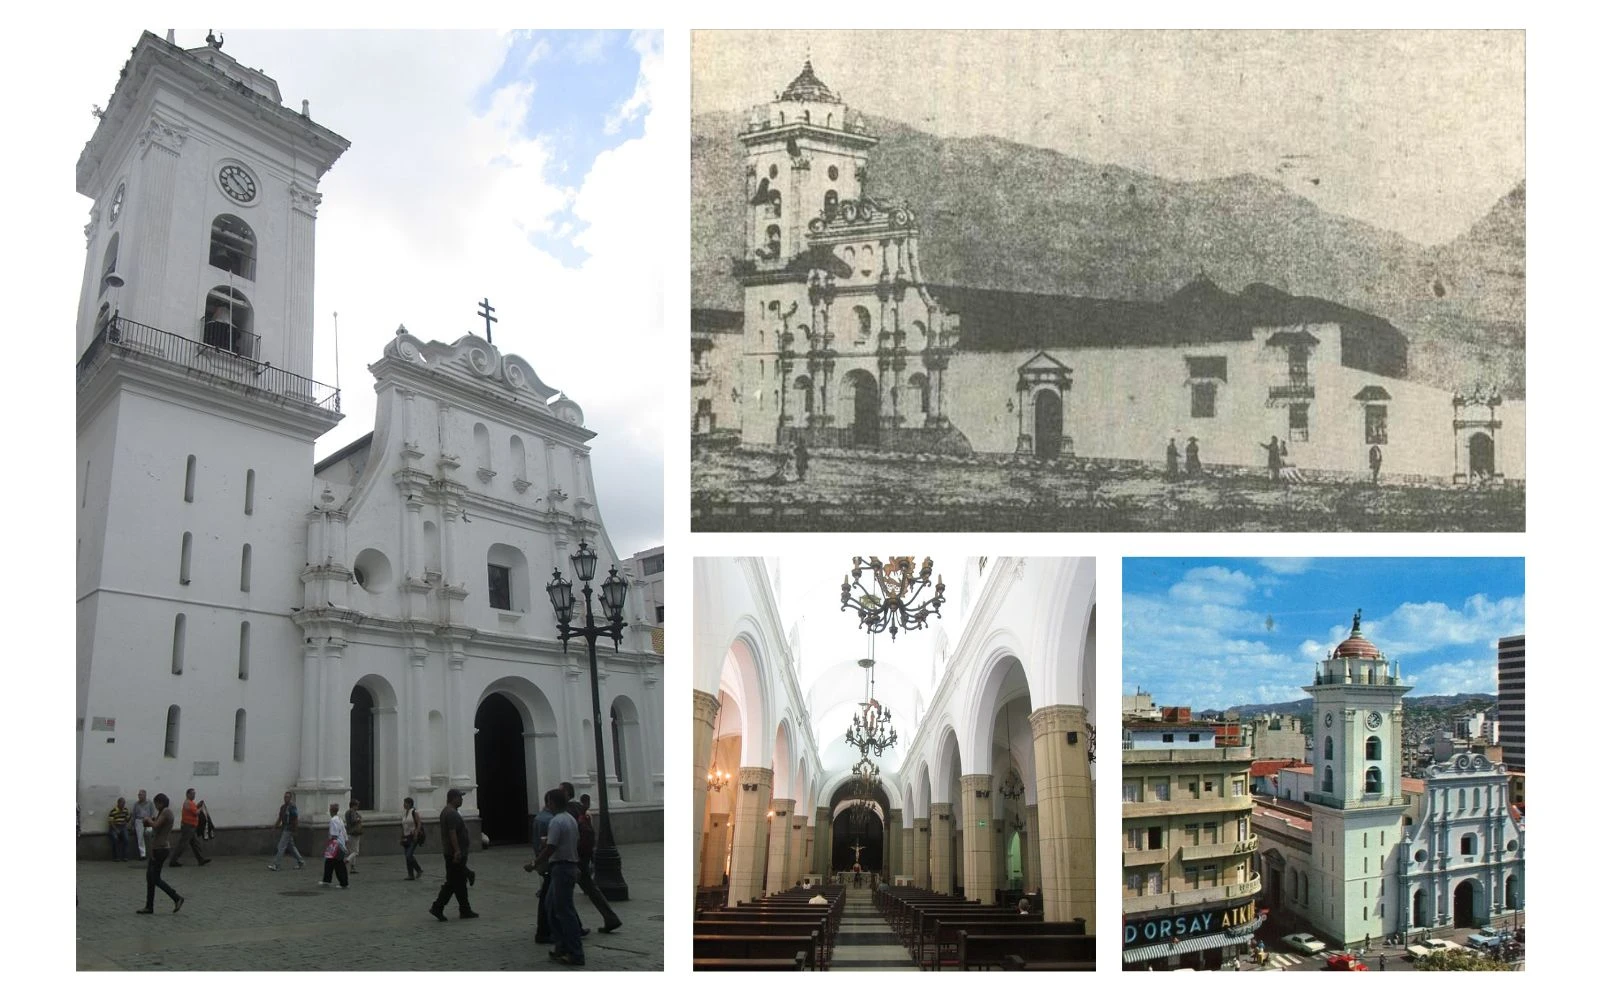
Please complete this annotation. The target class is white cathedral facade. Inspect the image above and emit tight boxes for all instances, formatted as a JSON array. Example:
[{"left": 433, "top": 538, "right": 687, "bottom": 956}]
[{"left": 76, "top": 32, "right": 663, "bottom": 852}]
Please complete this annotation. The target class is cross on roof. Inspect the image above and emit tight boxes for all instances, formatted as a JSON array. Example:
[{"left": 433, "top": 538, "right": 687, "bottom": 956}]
[{"left": 477, "top": 297, "right": 497, "bottom": 344}]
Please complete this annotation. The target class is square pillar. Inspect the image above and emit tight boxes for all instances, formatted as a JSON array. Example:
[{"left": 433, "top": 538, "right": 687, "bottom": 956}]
[
  {"left": 1031, "top": 704, "right": 1095, "bottom": 930},
  {"left": 691, "top": 690, "right": 718, "bottom": 890},
  {"left": 913, "top": 820, "right": 930, "bottom": 889},
  {"left": 930, "top": 803, "right": 953, "bottom": 895},
  {"left": 728, "top": 767, "right": 771, "bottom": 906},
  {"left": 765, "top": 798, "right": 795, "bottom": 896},
  {"left": 701, "top": 813, "right": 730, "bottom": 887},
  {"left": 960, "top": 775, "right": 997, "bottom": 903}
]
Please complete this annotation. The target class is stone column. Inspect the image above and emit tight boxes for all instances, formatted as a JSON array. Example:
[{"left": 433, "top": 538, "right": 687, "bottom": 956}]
[
  {"left": 900, "top": 823, "right": 913, "bottom": 883},
  {"left": 446, "top": 645, "right": 471, "bottom": 788},
  {"left": 913, "top": 820, "right": 930, "bottom": 889},
  {"left": 788, "top": 814, "right": 808, "bottom": 885},
  {"left": 887, "top": 808, "right": 903, "bottom": 880},
  {"left": 960, "top": 775, "right": 996, "bottom": 903},
  {"left": 407, "top": 647, "right": 429, "bottom": 788},
  {"left": 929, "top": 804, "right": 953, "bottom": 895},
  {"left": 297, "top": 639, "right": 323, "bottom": 788},
  {"left": 1032, "top": 704, "right": 1094, "bottom": 930},
  {"left": 728, "top": 767, "right": 772, "bottom": 906},
  {"left": 803, "top": 818, "right": 816, "bottom": 878},
  {"left": 284, "top": 184, "right": 320, "bottom": 377},
  {"left": 765, "top": 798, "right": 795, "bottom": 896},
  {"left": 815, "top": 811, "right": 832, "bottom": 876},
  {"left": 701, "top": 813, "right": 730, "bottom": 888},
  {"left": 691, "top": 690, "right": 718, "bottom": 888},
  {"left": 1026, "top": 803, "right": 1042, "bottom": 893}
]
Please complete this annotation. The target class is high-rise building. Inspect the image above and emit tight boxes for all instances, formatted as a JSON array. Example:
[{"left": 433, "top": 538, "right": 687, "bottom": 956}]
[{"left": 1497, "top": 634, "right": 1525, "bottom": 772}]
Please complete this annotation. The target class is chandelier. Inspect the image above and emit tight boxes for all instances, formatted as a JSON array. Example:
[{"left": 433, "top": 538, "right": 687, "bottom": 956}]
[
  {"left": 705, "top": 696, "right": 732, "bottom": 793},
  {"left": 999, "top": 705, "right": 1024, "bottom": 800},
  {"left": 845, "top": 757, "right": 880, "bottom": 833},
  {"left": 840, "top": 556, "right": 946, "bottom": 640},
  {"left": 845, "top": 635, "right": 898, "bottom": 756}
]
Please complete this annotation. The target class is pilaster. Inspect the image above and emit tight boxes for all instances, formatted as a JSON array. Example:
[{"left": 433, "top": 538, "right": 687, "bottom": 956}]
[
  {"left": 692, "top": 688, "right": 719, "bottom": 888},
  {"left": 788, "top": 813, "right": 809, "bottom": 885},
  {"left": 765, "top": 797, "right": 795, "bottom": 896},
  {"left": 930, "top": 803, "right": 952, "bottom": 895},
  {"left": 701, "top": 812, "right": 730, "bottom": 888},
  {"left": 887, "top": 808, "right": 903, "bottom": 880}
]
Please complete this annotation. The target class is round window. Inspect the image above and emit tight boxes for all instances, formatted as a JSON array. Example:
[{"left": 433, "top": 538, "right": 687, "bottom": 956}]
[
  {"left": 1506, "top": 840, "right": 1518, "bottom": 852},
  {"left": 353, "top": 548, "right": 392, "bottom": 594},
  {"left": 828, "top": 165, "right": 839, "bottom": 181},
  {"left": 768, "top": 164, "right": 778, "bottom": 180},
  {"left": 1413, "top": 849, "right": 1427, "bottom": 863}
]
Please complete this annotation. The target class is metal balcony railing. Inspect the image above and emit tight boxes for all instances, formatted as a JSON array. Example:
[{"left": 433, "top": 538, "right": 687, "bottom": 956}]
[
  {"left": 77, "top": 314, "right": 341, "bottom": 415},
  {"left": 1123, "top": 874, "right": 1262, "bottom": 915}
]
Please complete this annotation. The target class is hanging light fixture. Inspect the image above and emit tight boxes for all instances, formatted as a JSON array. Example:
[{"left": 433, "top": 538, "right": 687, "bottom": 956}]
[
  {"left": 840, "top": 556, "right": 946, "bottom": 640},
  {"left": 845, "top": 633, "right": 898, "bottom": 756},
  {"left": 999, "top": 702, "right": 1025, "bottom": 800},
  {"left": 705, "top": 696, "right": 732, "bottom": 793}
]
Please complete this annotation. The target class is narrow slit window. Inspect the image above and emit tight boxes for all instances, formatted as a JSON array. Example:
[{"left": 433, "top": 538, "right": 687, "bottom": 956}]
[
  {"left": 184, "top": 455, "right": 196, "bottom": 502},
  {"left": 171, "top": 614, "right": 186, "bottom": 674},
  {"left": 82, "top": 461, "right": 91, "bottom": 509},
  {"left": 233, "top": 709, "right": 247, "bottom": 762},
  {"left": 238, "top": 621, "right": 251, "bottom": 680},
  {"left": 179, "top": 532, "right": 193, "bottom": 585},
  {"left": 164, "top": 705, "right": 180, "bottom": 758},
  {"left": 240, "top": 544, "right": 252, "bottom": 592},
  {"left": 244, "top": 469, "right": 255, "bottom": 515}
]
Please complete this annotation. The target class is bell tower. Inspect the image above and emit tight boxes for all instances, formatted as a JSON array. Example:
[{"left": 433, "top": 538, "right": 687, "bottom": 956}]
[
  {"left": 76, "top": 31, "right": 348, "bottom": 816},
  {"left": 738, "top": 60, "right": 877, "bottom": 267},
  {"left": 1302, "top": 610, "right": 1411, "bottom": 946}
]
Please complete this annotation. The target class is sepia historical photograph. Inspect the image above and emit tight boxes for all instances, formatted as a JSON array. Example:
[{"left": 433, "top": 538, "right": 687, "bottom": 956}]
[{"left": 690, "top": 30, "right": 1525, "bottom": 531}]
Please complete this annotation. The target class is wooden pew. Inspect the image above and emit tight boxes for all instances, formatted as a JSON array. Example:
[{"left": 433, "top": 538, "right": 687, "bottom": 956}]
[
  {"left": 694, "top": 914, "right": 833, "bottom": 966},
  {"left": 959, "top": 931, "right": 1095, "bottom": 970},
  {"left": 693, "top": 932, "right": 820, "bottom": 970},
  {"left": 694, "top": 954, "right": 808, "bottom": 971},
  {"left": 914, "top": 908, "right": 1020, "bottom": 963}
]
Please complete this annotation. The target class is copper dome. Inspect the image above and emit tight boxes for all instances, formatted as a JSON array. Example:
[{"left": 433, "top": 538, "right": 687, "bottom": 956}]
[{"left": 1332, "top": 609, "right": 1382, "bottom": 659}]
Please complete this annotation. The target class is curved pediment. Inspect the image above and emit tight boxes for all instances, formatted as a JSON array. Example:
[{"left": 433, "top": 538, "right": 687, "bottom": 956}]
[{"left": 382, "top": 327, "right": 563, "bottom": 411}]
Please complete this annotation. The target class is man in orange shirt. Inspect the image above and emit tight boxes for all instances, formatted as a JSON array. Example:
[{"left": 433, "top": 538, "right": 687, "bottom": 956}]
[{"left": 170, "top": 787, "right": 211, "bottom": 867}]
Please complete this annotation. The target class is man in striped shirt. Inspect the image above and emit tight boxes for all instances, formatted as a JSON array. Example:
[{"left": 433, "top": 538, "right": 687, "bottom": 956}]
[{"left": 107, "top": 797, "right": 132, "bottom": 862}]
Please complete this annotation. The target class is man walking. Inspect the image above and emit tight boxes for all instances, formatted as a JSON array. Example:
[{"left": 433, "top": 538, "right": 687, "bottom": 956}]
[
  {"left": 268, "top": 791, "right": 305, "bottom": 871},
  {"left": 532, "top": 792, "right": 557, "bottom": 943},
  {"left": 345, "top": 799, "right": 364, "bottom": 873},
  {"left": 429, "top": 788, "right": 478, "bottom": 921},
  {"left": 170, "top": 788, "right": 211, "bottom": 866},
  {"left": 107, "top": 797, "right": 131, "bottom": 862},
  {"left": 136, "top": 792, "right": 183, "bottom": 914},
  {"left": 319, "top": 802, "right": 350, "bottom": 888},
  {"left": 130, "top": 790, "right": 155, "bottom": 861},
  {"left": 563, "top": 783, "right": 621, "bottom": 933},
  {"left": 528, "top": 787, "right": 584, "bottom": 965}
]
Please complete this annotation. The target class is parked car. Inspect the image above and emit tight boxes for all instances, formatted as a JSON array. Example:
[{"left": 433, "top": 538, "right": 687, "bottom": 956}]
[
  {"left": 1282, "top": 933, "right": 1328, "bottom": 955},
  {"left": 1325, "top": 952, "right": 1369, "bottom": 971},
  {"left": 1406, "top": 938, "right": 1462, "bottom": 961},
  {"left": 1466, "top": 931, "right": 1511, "bottom": 951}
]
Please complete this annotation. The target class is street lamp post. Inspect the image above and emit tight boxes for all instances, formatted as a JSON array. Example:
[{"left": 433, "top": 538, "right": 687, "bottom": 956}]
[{"left": 546, "top": 539, "right": 630, "bottom": 901}]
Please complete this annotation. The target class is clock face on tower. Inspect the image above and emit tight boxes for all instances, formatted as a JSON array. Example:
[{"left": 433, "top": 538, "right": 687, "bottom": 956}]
[
  {"left": 1324, "top": 712, "right": 1333, "bottom": 728},
  {"left": 109, "top": 183, "right": 125, "bottom": 225},
  {"left": 218, "top": 163, "right": 258, "bottom": 204},
  {"left": 1366, "top": 710, "right": 1383, "bottom": 730}
]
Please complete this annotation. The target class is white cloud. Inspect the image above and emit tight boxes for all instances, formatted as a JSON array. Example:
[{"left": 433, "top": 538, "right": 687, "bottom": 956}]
[
  {"left": 1258, "top": 557, "right": 1314, "bottom": 575},
  {"left": 1406, "top": 658, "right": 1496, "bottom": 696},
  {"left": 1348, "top": 595, "right": 1525, "bottom": 657},
  {"left": 1169, "top": 566, "right": 1256, "bottom": 606}
]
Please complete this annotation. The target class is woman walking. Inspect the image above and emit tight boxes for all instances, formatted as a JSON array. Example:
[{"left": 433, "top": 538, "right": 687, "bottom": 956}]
[
  {"left": 401, "top": 797, "right": 425, "bottom": 880},
  {"left": 136, "top": 793, "right": 184, "bottom": 914},
  {"left": 320, "top": 802, "right": 350, "bottom": 888}
]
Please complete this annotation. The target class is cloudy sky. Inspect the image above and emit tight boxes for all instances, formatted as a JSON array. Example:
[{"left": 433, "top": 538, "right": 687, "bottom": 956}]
[
  {"left": 1123, "top": 557, "right": 1524, "bottom": 711},
  {"left": 54, "top": 29, "right": 664, "bottom": 556},
  {"left": 694, "top": 29, "right": 1524, "bottom": 245}
]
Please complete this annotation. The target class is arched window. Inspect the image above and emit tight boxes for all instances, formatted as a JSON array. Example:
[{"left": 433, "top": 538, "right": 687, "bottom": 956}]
[
  {"left": 510, "top": 435, "right": 528, "bottom": 483},
  {"left": 1365, "top": 735, "right": 1381, "bottom": 760},
  {"left": 208, "top": 214, "right": 256, "bottom": 280},
  {"left": 854, "top": 305, "right": 873, "bottom": 342},
  {"left": 474, "top": 423, "right": 492, "bottom": 472},
  {"left": 1324, "top": 735, "right": 1334, "bottom": 761},
  {"left": 1473, "top": 787, "right": 1481, "bottom": 811},
  {"left": 1460, "top": 833, "right": 1477, "bottom": 855},
  {"left": 233, "top": 709, "right": 247, "bottom": 761},
  {"left": 164, "top": 705, "right": 181, "bottom": 758},
  {"left": 908, "top": 372, "right": 930, "bottom": 415},
  {"left": 1364, "top": 767, "right": 1383, "bottom": 793},
  {"left": 244, "top": 469, "right": 255, "bottom": 515},
  {"left": 171, "top": 614, "right": 186, "bottom": 674},
  {"left": 794, "top": 374, "right": 814, "bottom": 415},
  {"left": 184, "top": 455, "right": 196, "bottom": 502},
  {"left": 764, "top": 224, "right": 781, "bottom": 258},
  {"left": 1322, "top": 766, "right": 1333, "bottom": 792},
  {"left": 203, "top": 286, "right": 255, "bottom": 356},
  {"left": 239, "top": 543, "right": 252, "bottom": 592},
  {"left": 237, "top": 621, "right": 251, "bottom": 679},
  {"left": 179, "top": 532, "right": 193, "bottom": 585},
  {"left": 824, "top": 189, "right": 839, "bottom": 218},
  {"left": 485, "top": 542, "right": 529, "bottom": 613},
  {"left": 100, "top": 233, "right": 120, "bottom": 292},
  {"left": 423, "top": 521, "right": 440, "bottom": 575},
  {"left": 770, "top": 190, "right": 781, "bottom": 217}
]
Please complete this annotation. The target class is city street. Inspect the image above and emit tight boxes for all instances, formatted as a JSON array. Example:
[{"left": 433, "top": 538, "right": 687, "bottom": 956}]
[
  {"left": 1245, "top": 918, "right": 1527, "bottom": 972},
  {"left": 76, "top": 842, "right": 663, "bottom": 970}
]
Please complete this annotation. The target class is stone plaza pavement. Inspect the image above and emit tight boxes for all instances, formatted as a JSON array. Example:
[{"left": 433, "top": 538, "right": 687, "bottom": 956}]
[{"left": 76, "top": 841, "right": 663, "bottom": 970}]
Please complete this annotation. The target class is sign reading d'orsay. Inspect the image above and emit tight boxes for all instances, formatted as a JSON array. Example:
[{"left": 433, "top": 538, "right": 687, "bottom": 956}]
[{"left": 1124, "top": 899, "right": 1258, "bottom": 946}]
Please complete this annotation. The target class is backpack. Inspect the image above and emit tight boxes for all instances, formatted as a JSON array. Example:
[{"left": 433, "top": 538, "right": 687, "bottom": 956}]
[
  {"left": 577, "top": 810, "right": 596, "bottom": 861},
  {"left": 414, "top": 811, "right": 427, "bottom": 845}
]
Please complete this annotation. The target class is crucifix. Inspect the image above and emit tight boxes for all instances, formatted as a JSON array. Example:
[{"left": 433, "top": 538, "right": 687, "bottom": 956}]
[
  {"left": 850, "top": 840, "right": 866, "bottom": 866},
  {"left": 477, "top": 297, "right": 497, "bottom": 344}
]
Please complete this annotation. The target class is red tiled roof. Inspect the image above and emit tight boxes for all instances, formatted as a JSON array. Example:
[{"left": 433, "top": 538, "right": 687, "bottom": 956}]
[
  {"left": 1283, "top": 764, "right": 1313, "bottom": 775},
  {"left": 1251, "top": 759, "right": 1299, "bottom": 777},
  {"left": 1401, "top": 778, "right": 1424, "bottom": 794}
]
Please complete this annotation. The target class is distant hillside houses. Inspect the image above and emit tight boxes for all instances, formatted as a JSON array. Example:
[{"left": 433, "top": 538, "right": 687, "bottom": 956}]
[{"left": 692, "top": 62, "right": 1525, "bottom": 485}]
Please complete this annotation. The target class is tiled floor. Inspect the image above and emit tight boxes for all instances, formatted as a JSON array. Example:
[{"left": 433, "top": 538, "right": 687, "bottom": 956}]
[{"left": 829, "top": 887, "right": 917, "bottom": 970}]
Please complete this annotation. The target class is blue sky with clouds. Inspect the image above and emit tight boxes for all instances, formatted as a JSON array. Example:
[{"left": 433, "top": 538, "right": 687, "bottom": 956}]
[
  {"left": 480, "top": 30, "right": 650, "bottom": 267},
  {"left": 1123, "top": 558, "right": 1524, "bottom": 711}
]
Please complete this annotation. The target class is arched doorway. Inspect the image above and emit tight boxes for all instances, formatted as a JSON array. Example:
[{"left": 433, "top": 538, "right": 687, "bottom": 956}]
[
  {"left": 833, "top": 808, "right": 884, "bottom": 872},
  {"left": 474, "top": 693, "right": 530, "bottom": 845},
  {"left": 1469, "top": 432, "right": 1495, "bottom": 479},
  {"left": 847, "top": 370, "right": 879, "bottom": 447},
  {"left": 1506, "top": 874, "right": 1519, "bottom": 910},
  {"left": 1454, "top": 879, "right": 1479, "bottom": 928},
  {"left": 610, "top": 696, "right": 647, "bottom": 803},
  {"left": 1035, "top": 389, "right": 1063, "bottom": 459},
  {"left": 1006, "top": 830, "right": 1024, "bottom": 889},
  {"left": 1413, "top": 888, "right": 1427, "bottom": 928},
  {"left": 349, "top": 685, "right": 376, "bottom": 812}
]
